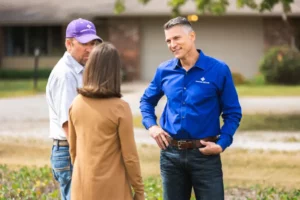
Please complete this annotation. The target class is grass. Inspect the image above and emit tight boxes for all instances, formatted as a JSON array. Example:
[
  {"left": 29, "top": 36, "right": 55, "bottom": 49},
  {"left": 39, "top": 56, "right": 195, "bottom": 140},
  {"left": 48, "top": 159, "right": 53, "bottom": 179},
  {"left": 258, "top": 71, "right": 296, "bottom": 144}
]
[
  {"left": 0, "top": 141, "right": 51, "bottom": 169},
  {"left": 239, "top": 114, "right": 300, "bottom": 131},
  {"left": 236, "top": 84, "right": 300, "bottom": 97},
  {"left": 282, "top": 136, "right": 300, "bottom": 143},
  {"left": 0, "top": 79, "right": 47, "bottom": 98},
  {"left": 2, "top": 166, "right": 298, "bottom": 200},
  {"left": 0, "top": 141, "right": 300, "bottom": 199},
  {"left": 1, "top": 141, "right": 300, "bottom": 188},
  {"left": 140, "top": 145, "right": 300, "bottom": 189},
  {"left": 1, "top": 79, "right": 300, "bottom": 98},
  {"left": 222, "top": 148, "right": 300, "bottom": 189},
  {"left": 134, "top": 114, "right": 300, "bottom": 131}
]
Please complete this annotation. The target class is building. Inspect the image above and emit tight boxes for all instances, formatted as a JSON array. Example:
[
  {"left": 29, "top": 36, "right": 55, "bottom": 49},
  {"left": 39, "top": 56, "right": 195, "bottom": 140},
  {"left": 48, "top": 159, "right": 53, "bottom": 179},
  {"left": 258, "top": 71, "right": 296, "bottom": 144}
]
[{"left": 0, "top": 0, "right": 300, "bottom": 81}]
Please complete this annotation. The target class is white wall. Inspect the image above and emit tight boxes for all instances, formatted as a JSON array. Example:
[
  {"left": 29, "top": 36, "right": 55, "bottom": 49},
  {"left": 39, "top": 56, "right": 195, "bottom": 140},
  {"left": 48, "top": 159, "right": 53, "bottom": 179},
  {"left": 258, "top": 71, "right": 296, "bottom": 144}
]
[
  {"left": 140, "top": 17, "right": 264, "bottom": 81},
  {"left": 2, "top": 56, "right": 60, "bottom": 69}
]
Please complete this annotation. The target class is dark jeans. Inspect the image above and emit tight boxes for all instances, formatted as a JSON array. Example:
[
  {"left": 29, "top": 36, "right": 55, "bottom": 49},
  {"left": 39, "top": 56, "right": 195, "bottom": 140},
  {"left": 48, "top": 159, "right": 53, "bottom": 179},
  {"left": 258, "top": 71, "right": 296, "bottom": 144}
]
[
  {"left": 160, "top": 146, "right": 224, "bottom": 200},
  {"left": 51, "top": 145, "right": 72, "bottom": 200}
]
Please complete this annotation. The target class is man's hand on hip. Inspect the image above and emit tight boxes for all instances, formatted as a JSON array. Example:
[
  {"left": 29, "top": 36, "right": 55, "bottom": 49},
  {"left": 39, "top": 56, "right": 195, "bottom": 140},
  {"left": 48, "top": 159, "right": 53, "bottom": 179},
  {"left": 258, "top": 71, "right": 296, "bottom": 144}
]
[
  {"left": 199, "top": 140, "right": 223, "bottom": 155},
  {"left": 149, "top": 125, "right": 170, "bottom": 150}
]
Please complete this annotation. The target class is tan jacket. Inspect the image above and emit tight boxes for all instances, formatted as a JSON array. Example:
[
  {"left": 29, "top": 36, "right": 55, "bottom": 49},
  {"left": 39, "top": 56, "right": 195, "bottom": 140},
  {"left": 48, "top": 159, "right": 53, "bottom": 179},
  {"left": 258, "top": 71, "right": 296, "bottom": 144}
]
[{"left": 69, "top": 95, "right": 144, "bottom": 200}]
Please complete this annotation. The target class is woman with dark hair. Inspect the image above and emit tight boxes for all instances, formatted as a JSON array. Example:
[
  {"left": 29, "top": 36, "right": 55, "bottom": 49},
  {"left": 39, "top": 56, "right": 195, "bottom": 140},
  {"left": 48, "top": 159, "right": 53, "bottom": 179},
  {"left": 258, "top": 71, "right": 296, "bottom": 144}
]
[{"left": 68, "top": 42, "right": 144, "bottom": 200}]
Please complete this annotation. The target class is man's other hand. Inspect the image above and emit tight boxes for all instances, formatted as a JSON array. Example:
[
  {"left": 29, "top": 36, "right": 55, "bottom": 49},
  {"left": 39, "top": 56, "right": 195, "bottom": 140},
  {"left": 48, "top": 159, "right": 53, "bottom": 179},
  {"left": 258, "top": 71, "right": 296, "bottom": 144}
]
[
  {"left": 149, "top": 125, "right": 170, "bottom": 150},
  {"left": 199, "top": 140, "right": 223, "bottom": 155}
]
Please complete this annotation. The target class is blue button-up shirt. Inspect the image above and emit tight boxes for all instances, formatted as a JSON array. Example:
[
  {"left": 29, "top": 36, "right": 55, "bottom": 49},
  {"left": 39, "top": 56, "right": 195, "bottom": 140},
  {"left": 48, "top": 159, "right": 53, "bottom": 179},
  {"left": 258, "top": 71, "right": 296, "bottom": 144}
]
[{"left": 140, "top": 50, "right": 242, "bottom": 151}]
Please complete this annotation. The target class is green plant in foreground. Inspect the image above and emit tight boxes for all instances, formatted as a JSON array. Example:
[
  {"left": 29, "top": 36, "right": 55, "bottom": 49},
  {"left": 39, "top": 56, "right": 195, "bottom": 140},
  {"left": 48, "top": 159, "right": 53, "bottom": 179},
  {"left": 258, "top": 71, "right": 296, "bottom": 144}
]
[
  {"left": 0, "top": 165, "right": 299, "bottom": 199},
  {"left": 0, "top": 165, "right": 59, "bottom": 200},
  {"left": 256, "top": 186, "right": 300, "bottom": 200}
]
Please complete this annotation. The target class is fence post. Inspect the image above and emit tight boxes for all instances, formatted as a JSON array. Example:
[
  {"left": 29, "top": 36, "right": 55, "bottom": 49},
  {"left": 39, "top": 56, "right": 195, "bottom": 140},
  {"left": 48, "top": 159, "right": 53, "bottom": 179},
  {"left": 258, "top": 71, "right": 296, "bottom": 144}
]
[{"left": 33, "top": 48, "right": 40, "bottom": 90}]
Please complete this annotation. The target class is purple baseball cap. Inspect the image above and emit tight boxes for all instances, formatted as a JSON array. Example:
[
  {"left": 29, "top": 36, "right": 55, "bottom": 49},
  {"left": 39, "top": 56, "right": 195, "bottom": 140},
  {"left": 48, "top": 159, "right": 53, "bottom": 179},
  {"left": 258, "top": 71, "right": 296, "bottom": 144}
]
[{"left": 66, "top": 18, "right": 103, "bottom": 43}]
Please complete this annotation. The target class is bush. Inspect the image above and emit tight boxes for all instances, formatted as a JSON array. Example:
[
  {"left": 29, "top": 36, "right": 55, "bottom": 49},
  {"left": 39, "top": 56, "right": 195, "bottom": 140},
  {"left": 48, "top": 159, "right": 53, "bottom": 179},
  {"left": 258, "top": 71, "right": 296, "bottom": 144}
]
[
  {"left": 247, "top": 73, "right": 265, "bottom": 85},
  {"left": 231, "top": 72, "right": 246, "bottom": 85},
  {"left": 260, "top": 46, "right": 300, "bottom": 85},
  {"left": 0, "top": 68, "right": 52, "bottom": 80}
]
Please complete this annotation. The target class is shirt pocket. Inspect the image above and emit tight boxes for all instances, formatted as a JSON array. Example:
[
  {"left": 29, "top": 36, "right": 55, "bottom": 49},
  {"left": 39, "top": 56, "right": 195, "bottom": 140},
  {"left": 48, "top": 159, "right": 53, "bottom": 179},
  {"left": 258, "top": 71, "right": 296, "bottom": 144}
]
[{"left": 190, "top": 82, "right": 218, "bottom": 99}]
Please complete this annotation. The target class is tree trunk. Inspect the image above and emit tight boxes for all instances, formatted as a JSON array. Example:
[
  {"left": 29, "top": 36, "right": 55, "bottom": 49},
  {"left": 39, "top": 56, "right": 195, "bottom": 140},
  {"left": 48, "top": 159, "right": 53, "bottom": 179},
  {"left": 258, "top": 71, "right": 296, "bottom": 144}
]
[{"left": 281, "top": 10, "right": 299, "bottom": 51}]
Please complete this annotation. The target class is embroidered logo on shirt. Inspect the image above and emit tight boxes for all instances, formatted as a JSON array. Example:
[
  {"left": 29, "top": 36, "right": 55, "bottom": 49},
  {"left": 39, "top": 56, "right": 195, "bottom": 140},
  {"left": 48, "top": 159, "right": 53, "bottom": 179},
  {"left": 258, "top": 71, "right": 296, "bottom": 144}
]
[{"left": 196, "top": 77, "right": 210, "bottom": 84}]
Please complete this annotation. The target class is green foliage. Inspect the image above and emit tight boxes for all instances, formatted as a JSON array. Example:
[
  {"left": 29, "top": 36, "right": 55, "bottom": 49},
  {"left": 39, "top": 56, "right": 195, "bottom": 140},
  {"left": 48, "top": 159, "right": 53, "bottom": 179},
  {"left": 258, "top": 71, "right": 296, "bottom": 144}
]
[
  {"left": 0, "top": 165, "right": 58, "bottom": 200},
  {"left": 195, "top": 0, "right": 229, "bottom": 15},
  {"left": 139, "top": 0, "right": 151, "bottom": 3},
  {"left": 259, "top": 46, "right": 300, "bottom": 85},
  {"left": 246, "top": 73, "right": 266, "bottom": 85},
  {"left": 258, "top": 0, "right": 293, "bottom": 13},
  {"left": 0, "top": 165, "right": 299, "bottom": 199},
  {"left": 256, "top": 186, "right": 300, "bottom": 200},
  {"left": 144, "top": 177, "right": 163, "bottom": 200},
  {"left": 168, "top": 0, "right": 186, "bottom": 16},
  {"left": 114, "top": 0, "right": 294, "bottom": 16},
  {"left": 114, "top": 0, "right": 126, "bottom": 14},
  {"left": 237, "top": 0, "right": 257, "bottom": 9},
  {"left": 0, "top": 69, "right": 52, "bottom": 80},
  {"left": 231, "top": 72, "right": 246, "bottom": 85}
]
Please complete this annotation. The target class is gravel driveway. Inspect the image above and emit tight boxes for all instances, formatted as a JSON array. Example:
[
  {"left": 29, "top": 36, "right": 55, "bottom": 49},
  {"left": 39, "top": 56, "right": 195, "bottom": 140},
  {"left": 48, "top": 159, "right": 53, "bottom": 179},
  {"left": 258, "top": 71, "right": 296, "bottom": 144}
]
[{"left": 1, "top": 82, "right": 300, "bottom": 151}]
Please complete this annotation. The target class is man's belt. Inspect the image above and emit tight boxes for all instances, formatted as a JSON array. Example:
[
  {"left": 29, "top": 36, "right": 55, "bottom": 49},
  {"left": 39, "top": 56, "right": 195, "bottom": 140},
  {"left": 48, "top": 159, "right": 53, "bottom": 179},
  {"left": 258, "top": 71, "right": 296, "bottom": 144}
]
[
  {"left": 169, "top": 136, "right": 219, "bottom": 150},
  {"left": 53, "top": 139, "right": 69, "bottom": 147}
]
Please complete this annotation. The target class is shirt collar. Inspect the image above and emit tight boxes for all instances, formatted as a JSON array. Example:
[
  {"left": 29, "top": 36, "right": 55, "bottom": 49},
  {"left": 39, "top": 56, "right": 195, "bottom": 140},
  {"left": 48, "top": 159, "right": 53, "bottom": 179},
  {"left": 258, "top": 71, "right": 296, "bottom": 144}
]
[
  {"left": 173, "top": 49, "right": 207, "bottom": 70},
  {"left": 63, "top": 52, "right": 84, "bottom": 74}
]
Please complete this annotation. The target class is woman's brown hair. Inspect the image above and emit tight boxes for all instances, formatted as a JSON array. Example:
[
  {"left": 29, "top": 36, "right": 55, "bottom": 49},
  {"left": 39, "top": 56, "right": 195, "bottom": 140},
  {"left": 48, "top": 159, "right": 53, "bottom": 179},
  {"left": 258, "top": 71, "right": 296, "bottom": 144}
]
[{"left": 77, "top": 42, "right": 122, "bottom": 98}]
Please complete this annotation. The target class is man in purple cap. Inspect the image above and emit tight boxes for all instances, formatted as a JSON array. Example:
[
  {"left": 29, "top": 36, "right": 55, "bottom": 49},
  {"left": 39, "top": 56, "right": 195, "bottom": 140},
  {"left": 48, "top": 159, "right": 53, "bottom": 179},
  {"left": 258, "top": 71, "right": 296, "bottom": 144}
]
[{"left": 46, "top": 18, "right": 102, "bottom": 200}]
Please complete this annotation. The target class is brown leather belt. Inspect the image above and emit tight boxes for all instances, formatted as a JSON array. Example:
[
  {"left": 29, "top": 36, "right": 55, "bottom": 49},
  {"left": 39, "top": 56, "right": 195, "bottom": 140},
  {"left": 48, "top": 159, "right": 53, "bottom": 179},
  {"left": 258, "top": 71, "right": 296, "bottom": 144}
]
[
  {"left": 169, "top": 136, "right": 218, "bottom": 150},
  {"left": 53, "top": 139, "right": 69, "bottom": 147}
]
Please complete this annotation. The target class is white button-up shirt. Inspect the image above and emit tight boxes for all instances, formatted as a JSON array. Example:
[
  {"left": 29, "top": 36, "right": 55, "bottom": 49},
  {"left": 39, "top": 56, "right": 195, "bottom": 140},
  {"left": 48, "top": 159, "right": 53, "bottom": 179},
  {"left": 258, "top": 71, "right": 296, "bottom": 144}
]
[{"left": 46, "top": 52, "right": 84, "bottom": 140}]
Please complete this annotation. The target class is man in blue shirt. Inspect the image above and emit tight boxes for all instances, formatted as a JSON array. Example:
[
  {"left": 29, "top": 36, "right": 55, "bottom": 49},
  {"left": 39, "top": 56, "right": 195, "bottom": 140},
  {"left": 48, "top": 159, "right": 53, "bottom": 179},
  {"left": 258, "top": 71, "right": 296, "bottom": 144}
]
[{"left": 140, "top": 17, "right": 242, "bottom": 200}]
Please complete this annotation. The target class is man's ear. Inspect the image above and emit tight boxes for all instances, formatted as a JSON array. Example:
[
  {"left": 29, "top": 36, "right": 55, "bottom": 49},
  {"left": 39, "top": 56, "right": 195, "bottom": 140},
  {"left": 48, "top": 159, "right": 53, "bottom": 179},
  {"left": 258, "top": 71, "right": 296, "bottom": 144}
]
[
  {"left": 65, "top": 39, "right": 72, "bottom": 51},
  {"left": 189, "top": 31, "right": 196, "bottom": 42}
]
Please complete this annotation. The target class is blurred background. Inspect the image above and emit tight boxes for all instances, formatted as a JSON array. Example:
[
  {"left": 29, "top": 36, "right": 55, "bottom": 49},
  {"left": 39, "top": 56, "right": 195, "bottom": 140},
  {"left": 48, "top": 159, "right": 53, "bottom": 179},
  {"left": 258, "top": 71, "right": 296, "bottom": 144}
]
[{"left": 0, "top": 0, "right": 300, "bottom": 199}]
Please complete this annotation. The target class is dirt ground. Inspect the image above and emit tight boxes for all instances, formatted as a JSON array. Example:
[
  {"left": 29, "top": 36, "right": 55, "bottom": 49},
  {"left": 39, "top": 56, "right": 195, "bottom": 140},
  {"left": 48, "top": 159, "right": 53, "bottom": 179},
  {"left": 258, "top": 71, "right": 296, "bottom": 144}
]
[
  {"left": 2, "top": 139, "right": 300, "bottom": 189},
  {"left": 0, "top": 140, "right": 51, "bottom": 169},
  {"left": 1, "top": 139, "right": 300, "bottom": 200}
]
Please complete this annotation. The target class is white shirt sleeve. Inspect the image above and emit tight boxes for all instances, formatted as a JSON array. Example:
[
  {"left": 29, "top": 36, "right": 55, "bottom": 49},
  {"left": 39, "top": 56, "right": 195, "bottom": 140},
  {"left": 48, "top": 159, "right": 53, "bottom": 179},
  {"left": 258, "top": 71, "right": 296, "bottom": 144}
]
[{"left": 52, "top": 73, "right": 78, "bottom": 127}]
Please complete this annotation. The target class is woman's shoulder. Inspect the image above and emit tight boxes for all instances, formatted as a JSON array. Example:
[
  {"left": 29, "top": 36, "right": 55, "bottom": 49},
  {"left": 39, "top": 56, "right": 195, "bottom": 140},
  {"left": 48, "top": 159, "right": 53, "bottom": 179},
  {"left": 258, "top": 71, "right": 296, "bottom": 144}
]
[
  {"left": 107, "top": 98, "right": 130, "bottom": 114},
  {"left": 111, "top": 98, "right": 129, "bottom": 108},
  {"left": 69, "top": 94, "right": 84, "bottom": 110},
  {"left": 72, "top": 94, "right": 85, "bottom": 104}
]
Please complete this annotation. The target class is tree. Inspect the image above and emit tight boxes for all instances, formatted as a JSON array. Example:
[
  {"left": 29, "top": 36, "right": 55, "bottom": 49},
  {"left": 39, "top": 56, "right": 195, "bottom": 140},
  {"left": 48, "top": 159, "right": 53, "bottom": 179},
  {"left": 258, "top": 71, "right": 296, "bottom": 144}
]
[
  {"left": 114, "top": 0, "right": 294, "bottom": 16},
  {"left": 114, "top": 0, "right": 297, "bottom": 50}
]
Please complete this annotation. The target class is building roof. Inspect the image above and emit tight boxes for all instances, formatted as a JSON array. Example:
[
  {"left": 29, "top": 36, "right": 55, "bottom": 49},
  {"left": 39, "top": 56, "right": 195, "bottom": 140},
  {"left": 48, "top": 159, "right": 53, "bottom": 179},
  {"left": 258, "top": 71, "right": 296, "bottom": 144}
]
[{"left": 0, "top": 0, "right": 300, "bottom": 24}]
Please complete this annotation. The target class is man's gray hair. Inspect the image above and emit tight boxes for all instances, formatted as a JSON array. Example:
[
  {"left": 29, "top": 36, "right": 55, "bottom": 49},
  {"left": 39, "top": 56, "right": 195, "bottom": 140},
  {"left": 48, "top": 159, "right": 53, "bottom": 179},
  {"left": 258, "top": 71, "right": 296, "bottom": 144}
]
[{"left": 164, "top": 16, "right": 194, "bottom": 32}]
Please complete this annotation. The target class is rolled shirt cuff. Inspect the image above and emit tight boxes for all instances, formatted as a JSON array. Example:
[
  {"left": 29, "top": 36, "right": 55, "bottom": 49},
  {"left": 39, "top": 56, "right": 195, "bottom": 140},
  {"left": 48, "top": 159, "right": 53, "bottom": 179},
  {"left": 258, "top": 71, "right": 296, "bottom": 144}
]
[{"left": 143, "top": 119, "right": 158, "bottom": 130}]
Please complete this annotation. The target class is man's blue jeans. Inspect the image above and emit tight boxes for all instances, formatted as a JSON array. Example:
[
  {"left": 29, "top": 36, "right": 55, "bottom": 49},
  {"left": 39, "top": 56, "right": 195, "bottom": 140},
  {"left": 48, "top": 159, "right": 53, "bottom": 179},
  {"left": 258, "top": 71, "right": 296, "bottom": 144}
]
[
  {"left": 51, "top": 145, "right": 72, "bottom": 200},
  {"left": 160, "top": 146, "right": 224, "bottom": 200}
]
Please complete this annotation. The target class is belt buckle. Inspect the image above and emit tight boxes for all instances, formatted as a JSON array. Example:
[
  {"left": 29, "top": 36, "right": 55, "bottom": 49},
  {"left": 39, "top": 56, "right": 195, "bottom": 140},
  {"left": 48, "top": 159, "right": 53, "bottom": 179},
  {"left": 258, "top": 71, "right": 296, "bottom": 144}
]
[{"left": 177, "top": 140, "right": 186, "bottom": 150}]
